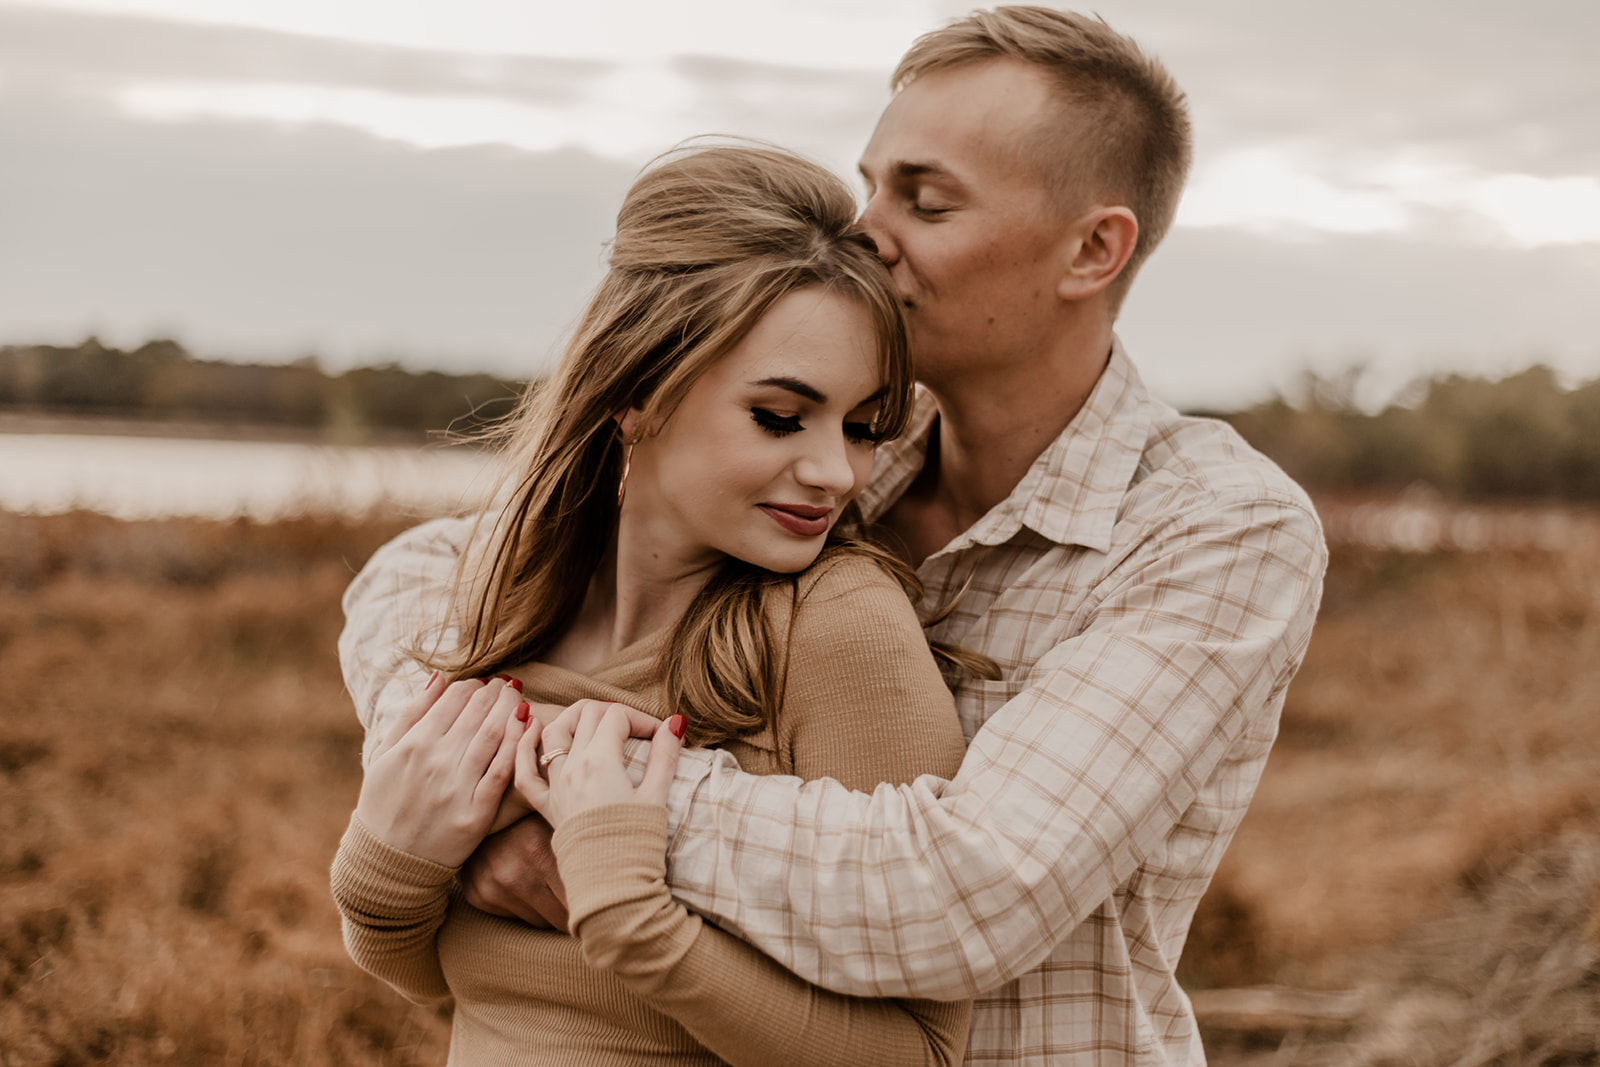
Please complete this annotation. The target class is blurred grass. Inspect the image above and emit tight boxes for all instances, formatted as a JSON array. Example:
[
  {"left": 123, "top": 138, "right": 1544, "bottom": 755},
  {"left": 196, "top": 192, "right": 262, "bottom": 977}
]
[
  {"left": 0, "top": 506, "right": 1596, "bottom": 1064},
  {"left": 1187, "top": 516, "right": 1600, "bottom": 1064},
  {"left": 0, "top": 510, "right": 450, "bottom": 1065}
]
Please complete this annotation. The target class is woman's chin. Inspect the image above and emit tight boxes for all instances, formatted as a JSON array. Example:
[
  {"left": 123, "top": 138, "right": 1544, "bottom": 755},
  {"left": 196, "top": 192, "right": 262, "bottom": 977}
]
[{"left": 728, "top": 539, "right": 828, "bottom": 575}]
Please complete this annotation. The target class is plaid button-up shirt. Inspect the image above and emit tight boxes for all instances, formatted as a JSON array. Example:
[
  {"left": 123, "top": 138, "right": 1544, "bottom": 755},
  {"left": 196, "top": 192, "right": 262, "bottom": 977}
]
[
  {"left": 342, "top": 341, "right": 1326, "bottom": 1066},
  {"left": 653, "top": 343, "right": 1325, "bottom": 1064}
]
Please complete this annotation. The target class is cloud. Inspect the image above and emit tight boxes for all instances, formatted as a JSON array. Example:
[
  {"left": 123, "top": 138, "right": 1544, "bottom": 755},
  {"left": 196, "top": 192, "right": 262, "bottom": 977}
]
[
  {"left": 1120, "top": 226, "right": 1600, "bottom": 409},
  {"left": 9, "top": 0, "right": 933, "bottom": 69},
  {"left": 1179, "top": 146, "right": 1600, "bottom": 248},
  {"left": 0, "top": 3, "right": 612, "bottom": 102},
  {"left": 2, "top": 0, "right": 1594, "bottom": 409},
  {"left": 1108, "top": 0, "right": 1600, "bottom": 178},
  {"left": 0, "top": 86, "right": 637, "bottom": 375},
  {"left": 0, "top": 4, "right": 886, "bottom": 169}
]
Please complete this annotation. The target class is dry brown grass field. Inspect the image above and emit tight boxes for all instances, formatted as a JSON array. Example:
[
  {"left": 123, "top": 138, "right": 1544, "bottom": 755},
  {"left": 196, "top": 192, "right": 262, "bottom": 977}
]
[{"left": 1, "top": 504, "right": 1596, "bottom": 1066}]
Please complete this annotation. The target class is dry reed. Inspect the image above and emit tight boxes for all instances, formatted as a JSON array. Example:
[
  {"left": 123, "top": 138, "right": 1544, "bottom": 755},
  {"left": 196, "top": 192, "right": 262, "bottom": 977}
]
[{"left": 1, "top": 506, "right": 1595, "bottom": 1065}]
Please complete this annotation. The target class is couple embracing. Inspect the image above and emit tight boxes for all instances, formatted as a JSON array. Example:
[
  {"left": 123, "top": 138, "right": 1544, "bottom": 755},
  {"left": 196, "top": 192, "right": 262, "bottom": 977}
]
[{"left": 332, "top": 7, "right": 1326, "bottom": 1065}]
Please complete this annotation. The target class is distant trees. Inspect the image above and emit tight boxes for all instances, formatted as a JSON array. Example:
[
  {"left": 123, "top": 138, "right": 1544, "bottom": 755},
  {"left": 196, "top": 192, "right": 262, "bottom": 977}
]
[
  {"left": 0, "top": 339, "right": 522, "bottom": 442},
  {"left": 1221, "top": 365, "right": 1600, "bottom": 502},
  {"left": 5, "top": 338, "right": 1597, "bottom": 501}
]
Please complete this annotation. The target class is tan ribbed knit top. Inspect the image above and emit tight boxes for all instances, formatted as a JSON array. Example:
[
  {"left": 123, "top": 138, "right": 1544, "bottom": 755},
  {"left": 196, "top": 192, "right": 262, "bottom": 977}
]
[{"left": 331, "top": 551, "right": 972, "bottom": 1065}]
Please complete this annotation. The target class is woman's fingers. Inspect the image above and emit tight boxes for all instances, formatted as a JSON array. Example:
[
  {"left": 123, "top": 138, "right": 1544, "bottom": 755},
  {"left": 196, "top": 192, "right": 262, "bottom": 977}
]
[
  {"left": 475, "top": 699, "right": 527, "bottom": 813},
  {"left": 446, "top": 677, "right": 512, "bottom": 745},
  {"left": 635, "top": 713, "right": 685, "bottom": 806},
  {"left": 462, "top": 681, "right": 522, "bottom": 771},
  {"left": 372, "top": 669, "right": 448, "bottom": 759},
  {"left": 514, "top": 717, "right": 550, "bottom": 812},
  {"left": 566, "top": 699, "right": 609, "bottom": 756},
  {"left": 530, "top": 701, "right": 583, "bottom": 775}
]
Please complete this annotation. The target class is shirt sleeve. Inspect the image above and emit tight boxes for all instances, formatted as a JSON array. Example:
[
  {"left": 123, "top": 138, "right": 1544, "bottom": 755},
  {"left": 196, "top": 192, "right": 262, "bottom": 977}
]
[
  {"left": 329, "top": 812, "right": 457, "bottom": 1007},
  {"left": 554, "top": 553, "right": 972, "bottom": 1065},
  {"left": 339, "top": 515, "right": 477, "bottom": 767},
  {"left": 557, "top": 807, "right": 969, "bottom": 1067},
  {"left": 657, "top": 496, "right": 1327, "bottom": 1000}
]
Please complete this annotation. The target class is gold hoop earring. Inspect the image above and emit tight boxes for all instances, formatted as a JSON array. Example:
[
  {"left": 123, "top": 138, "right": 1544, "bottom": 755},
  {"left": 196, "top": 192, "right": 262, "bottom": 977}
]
[{"left": 617, "top": 443, "right": 634, "bottom": 507}]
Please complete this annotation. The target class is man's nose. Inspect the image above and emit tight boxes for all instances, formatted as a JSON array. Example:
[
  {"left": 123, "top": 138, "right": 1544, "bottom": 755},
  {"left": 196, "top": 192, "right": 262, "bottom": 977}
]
[{"left": 856, "top": 198, "right": 900, "bottom": 266}]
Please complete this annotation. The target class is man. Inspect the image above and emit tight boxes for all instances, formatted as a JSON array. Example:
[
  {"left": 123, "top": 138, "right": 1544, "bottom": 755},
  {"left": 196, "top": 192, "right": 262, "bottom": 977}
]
[{"left": 342, "top": 8, "right": 1326, "bottom": 1064}]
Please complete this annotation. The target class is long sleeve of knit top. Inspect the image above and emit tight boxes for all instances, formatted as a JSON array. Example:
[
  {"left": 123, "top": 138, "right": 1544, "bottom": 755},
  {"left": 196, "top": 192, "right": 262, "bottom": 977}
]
[{"left": 332, "top": 550, "right": 972, "bottom": 1065}]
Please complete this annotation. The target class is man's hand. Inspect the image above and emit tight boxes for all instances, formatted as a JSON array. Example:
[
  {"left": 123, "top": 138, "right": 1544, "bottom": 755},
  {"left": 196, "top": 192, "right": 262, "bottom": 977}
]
[{"left": 460, "top": 815, "right": 569, "bottom": 930}]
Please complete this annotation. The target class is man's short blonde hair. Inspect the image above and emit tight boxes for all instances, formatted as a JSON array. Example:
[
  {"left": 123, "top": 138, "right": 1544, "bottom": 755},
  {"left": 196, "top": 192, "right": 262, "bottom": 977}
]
[{"left": 895, "top": 6, "right": 1191, "bottom": 306}]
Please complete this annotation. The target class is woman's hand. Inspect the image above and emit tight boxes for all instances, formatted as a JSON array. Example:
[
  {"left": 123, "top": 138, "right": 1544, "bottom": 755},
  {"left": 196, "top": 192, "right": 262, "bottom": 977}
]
[
  {"left": 515, "top": 700, "right": 684, "bottom": 831},
  {"left": 355, "top": 673, "right": 530, "bottom": 868}
]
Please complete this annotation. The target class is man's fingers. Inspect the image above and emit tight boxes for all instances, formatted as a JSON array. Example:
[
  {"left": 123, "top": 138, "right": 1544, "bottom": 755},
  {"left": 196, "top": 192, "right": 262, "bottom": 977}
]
[
  {"left": 460, "top": 816, "right": 570, "bottom": 930},
  {"left": 635, "top": 713, "right": 685, "bottom": 806}
]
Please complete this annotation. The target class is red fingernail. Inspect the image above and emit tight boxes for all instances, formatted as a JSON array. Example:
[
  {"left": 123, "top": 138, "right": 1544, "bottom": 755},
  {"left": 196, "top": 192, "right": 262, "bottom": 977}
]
[
  {"left": 516, "top": 701, "right": 530, "bottom": 723},
  {"left": 426, "top": 669, "right": 440, "bottom": 687},
  {"left": 668, "top": 714, "right": 686, "bottom": 739},
  {"left": 507, "top": 677, "right": 523, "bottom": 693},
  {"left": 496, "top": 673, "right": 512, "bottom": 682}
]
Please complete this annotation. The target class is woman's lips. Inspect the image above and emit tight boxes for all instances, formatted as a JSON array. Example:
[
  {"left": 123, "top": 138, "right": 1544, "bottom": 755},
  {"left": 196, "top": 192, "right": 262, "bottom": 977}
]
[{"left": 758, "top": 503, "right": 831, "bottom": 537}]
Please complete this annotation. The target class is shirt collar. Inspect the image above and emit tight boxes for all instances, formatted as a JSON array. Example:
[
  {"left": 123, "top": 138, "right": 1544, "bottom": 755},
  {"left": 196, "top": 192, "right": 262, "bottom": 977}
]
[{"left": 858, "top": 336, "right": 1153, "bottom": 556}]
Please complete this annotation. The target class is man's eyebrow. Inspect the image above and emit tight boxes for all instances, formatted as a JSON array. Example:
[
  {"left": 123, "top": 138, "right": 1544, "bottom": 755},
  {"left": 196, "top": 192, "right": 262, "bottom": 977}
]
[{"left": 859, "top": 160, "right": 950, "bottom": 183}]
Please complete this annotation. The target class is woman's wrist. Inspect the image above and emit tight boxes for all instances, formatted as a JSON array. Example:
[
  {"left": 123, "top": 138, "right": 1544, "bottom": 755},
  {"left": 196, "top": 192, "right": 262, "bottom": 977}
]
[{"left": 553, "top": 804, "right": 671, "bottom": 926}]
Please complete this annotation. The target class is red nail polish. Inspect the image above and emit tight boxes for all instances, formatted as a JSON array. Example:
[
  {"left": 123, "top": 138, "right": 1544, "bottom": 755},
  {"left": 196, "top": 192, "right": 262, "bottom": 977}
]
[
  {"left": 507, "top": 677, "right": 523, "bottom": 693},
  {"left": 668, "top": 714, "right": 686, "bottom": 739},
  {"left": 516, "top": 702, "right": 530, "bottom": 723},
  {"left": 426, "top": 669, "right": 440, "bottom": 687},
  {"left": 496, "top": 673, "right": 512, "bottom": 682}
]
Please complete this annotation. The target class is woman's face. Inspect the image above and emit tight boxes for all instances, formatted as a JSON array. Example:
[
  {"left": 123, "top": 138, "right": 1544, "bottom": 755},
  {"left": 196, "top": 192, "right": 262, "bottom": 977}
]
[{"left": 622, "top": 286, "right": 886, "bottom": 577}]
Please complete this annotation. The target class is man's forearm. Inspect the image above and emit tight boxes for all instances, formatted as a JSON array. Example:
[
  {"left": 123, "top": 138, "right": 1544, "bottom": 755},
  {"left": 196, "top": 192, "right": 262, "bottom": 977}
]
[{"left": 660, "top": 499, "right": 1326, "bottom": 1000}]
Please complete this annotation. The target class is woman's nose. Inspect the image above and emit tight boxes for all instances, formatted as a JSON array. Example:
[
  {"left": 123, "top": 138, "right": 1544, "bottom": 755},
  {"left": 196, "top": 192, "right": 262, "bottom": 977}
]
[{"left": 796, "top": 433, "right": 859, "bottom": 497}]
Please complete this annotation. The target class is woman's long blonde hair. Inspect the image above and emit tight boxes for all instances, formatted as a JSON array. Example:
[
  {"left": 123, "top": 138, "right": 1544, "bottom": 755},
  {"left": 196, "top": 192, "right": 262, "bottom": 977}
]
[{"left": 423, "top": 143, "right": 923, "bottom": 745}]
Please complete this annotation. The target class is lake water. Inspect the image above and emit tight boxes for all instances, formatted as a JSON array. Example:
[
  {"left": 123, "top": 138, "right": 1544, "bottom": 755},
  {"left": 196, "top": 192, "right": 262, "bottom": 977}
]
[
  {"left": 4, "top": 429, "right": 1595, "bottom": 554},
  {"left": 0, "top": 431, "right": 502, "bottom": 520}
]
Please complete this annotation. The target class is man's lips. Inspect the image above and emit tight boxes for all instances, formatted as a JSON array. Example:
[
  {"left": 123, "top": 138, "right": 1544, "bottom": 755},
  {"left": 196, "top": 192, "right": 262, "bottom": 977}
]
[{"left": 758, "top": 503, "right": 832, "bottom": 537}]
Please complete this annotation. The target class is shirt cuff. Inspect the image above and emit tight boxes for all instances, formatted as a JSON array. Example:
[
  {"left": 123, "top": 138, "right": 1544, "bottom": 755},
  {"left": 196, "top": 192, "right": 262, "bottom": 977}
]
[
  {"left": 553, "top": 804, "right": 670, "bottom": 927},
  {"left": 331, "top": 811, "right": 459, "bottom": 915}
]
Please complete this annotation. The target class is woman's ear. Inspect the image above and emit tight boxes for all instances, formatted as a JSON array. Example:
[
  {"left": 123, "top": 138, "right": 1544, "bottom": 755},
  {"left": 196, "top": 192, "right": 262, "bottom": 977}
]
[{"left": 614, "top": 408, "right": 644, "bottom": 441}]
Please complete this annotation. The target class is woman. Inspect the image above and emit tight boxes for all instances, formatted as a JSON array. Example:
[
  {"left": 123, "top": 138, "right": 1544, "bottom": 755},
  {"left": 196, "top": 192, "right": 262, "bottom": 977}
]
[{"left": 331, "top": 144, "right": 976, "bottom": 1065}]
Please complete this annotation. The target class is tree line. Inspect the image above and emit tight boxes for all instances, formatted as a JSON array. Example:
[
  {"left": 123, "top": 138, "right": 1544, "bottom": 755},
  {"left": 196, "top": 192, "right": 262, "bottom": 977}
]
[
  {"left": 1218, "top": 364, "right": 1600, "bottom": 502},
  {"left": 4, "top": 338, "right": 1597, "bottom": 501},
  {"left": 0, "top": 339, "right": 522, "bottom": 442}
]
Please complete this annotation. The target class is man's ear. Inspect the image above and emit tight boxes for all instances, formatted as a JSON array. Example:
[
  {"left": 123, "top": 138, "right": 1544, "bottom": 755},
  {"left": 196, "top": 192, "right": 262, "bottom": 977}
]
[{"left": 1057, "top": 206, "right": 1138, "bottom": 302}]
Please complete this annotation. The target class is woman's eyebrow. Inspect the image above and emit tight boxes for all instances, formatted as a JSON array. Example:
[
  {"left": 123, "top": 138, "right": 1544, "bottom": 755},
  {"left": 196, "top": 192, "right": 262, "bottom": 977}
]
[{"left": 751, "top": 376, "right": 825, "bottom": 403}]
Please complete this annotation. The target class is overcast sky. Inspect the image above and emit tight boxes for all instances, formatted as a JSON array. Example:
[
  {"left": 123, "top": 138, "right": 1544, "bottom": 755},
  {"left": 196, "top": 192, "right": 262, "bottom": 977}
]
[{"left": 2, "top": 0, "right": 1596, "bottom": 409}]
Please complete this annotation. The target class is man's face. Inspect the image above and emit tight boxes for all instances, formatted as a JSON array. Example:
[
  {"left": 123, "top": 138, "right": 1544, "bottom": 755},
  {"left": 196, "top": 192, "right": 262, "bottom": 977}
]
[{"left": 857, "top": 59, "right": 1077, "bottom": 389}]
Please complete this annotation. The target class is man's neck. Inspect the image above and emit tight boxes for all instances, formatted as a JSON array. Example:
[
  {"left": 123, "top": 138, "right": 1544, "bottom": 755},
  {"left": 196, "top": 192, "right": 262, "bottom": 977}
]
[{"left": 881, "top": 328, "right": 1113, "bottom": 567}]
